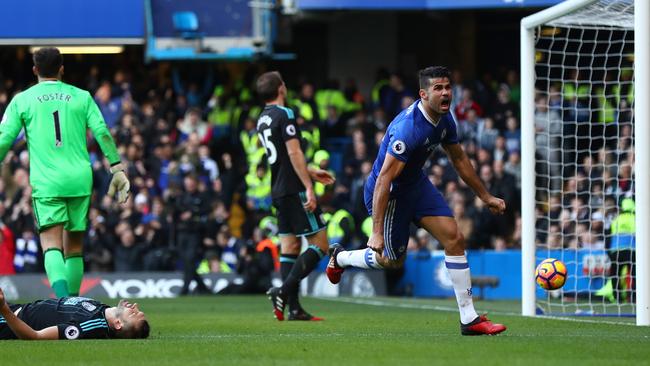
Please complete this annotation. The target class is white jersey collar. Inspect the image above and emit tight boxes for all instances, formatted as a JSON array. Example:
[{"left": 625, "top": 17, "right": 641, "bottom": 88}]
[{"left": 417, "top": 101, "right": 439, "bottom": 126}]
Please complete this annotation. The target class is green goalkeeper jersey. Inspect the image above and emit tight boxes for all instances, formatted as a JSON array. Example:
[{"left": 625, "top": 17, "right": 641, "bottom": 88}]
[{"left": 0, "top": 80, "right": 120, "bottom": 197}]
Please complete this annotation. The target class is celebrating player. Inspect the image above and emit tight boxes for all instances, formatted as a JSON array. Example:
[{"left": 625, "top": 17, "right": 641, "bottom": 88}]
[
  {"left": 0, "top": 47, "right": 130, "bottom": 297},
  {"left": 327, "top": 66, "right": 507, "bottom": 335},
  {"left": 256, "top": 71, "right": 335, "bottom": 321},
  {"left": 0, "top": 287, "right": 149, "bottom": 340}
]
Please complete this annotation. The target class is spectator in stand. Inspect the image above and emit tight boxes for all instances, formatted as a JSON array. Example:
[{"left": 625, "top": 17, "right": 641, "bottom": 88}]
[
  {"left": 94, "top": 82, "right": 122, "bottom": 129},
  {"left": 504, "top": 150, "right": 521, "bottom": 190},
  {"left": 504, "top": 117, "right": 521, "bottom": 154},
  {"left": 84, "top": 208, "right": 113, "bottom": 272},
  {"left": 178, "top": 108, "right": 211, "bottom": 143},
  {"left": 491, "top": 86, "right": 517, "bottom": 132},
  {"left": 454, "top": 88, "right": 483, "bottom": 121},
  {"left": 458, "top": 109, "right": 481, "bottom": 143},
  {"left": 217, "top": 227, "right": 276, "bottom": 294},
  {"left": 493, "top": 136, "right": 508, "bottom": 162},
  {"left": 384, "top": 73, "right": 414, "bottom": 119},
  {"left": 476, "top": 117, "right": 499, "bottom": 151},
  {"left": 505, "top": 71, "right": 520, "bottom": 105},
  {"left": 0, "top": 223, "right": 15, "bottom": 275},
  {"left": 215, "top": 225, "right": 241, "bottom": 273},
  {"left": 173, "top": 174, "right": 211, "bottom": 295},
  {"left": 113, "top": 221, "right": 145, "bottom": 272}
]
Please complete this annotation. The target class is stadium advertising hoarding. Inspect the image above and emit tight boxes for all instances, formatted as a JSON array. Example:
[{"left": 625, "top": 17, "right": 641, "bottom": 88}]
[
  {"left": 401, "top": 250, "right": 610, "bottom": 300},
  {"left": 0, "top": 271, "right": 386, "bottom": 300}
]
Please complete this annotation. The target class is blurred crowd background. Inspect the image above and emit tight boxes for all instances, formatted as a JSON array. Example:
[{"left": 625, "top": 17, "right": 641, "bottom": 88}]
[{"left": 0, "top": 50, "right": 634, "bottom": 278}]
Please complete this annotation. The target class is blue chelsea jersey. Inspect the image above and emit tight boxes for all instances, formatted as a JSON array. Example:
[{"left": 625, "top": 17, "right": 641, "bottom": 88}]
[{"left": 367, "top": 100, "right": 459, "bottom": 195}]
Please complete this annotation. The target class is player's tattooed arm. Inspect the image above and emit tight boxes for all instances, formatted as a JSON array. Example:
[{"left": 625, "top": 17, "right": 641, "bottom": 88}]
[
  {"left": 0, "top": 288, "right": 58, "bottom": 340},
  {"left": 368, "top": 154, "right": 406, "bottom": 254},
  {"left": 286, "top": 138, "right": 317, "bottom": 212},
  {"left": 443, "top": 143, "right": 505, "bottom": 215}
]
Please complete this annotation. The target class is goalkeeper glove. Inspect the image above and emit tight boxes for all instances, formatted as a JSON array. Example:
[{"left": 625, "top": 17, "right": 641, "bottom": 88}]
[{"left": 108, "top": 163, "right": 130, "bottom": 204}]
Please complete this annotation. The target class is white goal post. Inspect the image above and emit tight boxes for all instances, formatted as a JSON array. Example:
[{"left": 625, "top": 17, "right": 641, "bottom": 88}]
[{"left": 520, "top": 0, "right": 649, "bottom": 326}]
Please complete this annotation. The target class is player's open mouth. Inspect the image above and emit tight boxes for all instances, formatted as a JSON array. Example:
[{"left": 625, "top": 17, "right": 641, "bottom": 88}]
[{"left": 441, "top": 100, "right": 450, "bottom": 108}]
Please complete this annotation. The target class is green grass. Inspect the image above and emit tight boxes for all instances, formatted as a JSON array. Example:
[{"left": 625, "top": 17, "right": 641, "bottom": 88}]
[{"left": 1, "top": 296, "right": 649, "bottom": 365}]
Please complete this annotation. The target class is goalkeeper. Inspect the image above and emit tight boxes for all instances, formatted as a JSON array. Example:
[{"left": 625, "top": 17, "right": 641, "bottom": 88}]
[{"left": 0, "top": 47, "right": 130, "bottom": 297}]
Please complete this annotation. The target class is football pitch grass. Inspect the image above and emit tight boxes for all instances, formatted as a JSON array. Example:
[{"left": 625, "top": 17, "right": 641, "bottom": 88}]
[{"left": 1, "top": 296, "right": 649, "bottom": 365}]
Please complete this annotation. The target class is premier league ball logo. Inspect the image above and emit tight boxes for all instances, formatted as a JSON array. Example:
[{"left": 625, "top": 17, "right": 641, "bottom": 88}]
[{"left": 392, "top": 140, "right": 406, "bottom": 155}]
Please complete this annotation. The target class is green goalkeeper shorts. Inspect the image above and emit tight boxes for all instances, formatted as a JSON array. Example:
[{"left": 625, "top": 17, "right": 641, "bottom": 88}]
[{"left": 32, "top": 196, "right": 91, "bottom": 232}]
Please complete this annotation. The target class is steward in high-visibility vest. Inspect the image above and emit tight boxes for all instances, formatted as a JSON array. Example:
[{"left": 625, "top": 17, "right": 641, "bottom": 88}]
[
  {"left": 562, "top": 83, "right": 590, "bottom": 102},
  {"left": 361, "top": 216, "right": 372, "bottom": 240},
  {"left": 240, "top": 117, "right": 261, "bottom": 164},
  {"left": 310, "top": 150, "right": 334, "bottom": 197},
  {"left": 245, "top": 164, "right": 272, "bottom": 211},
  {"left": 207, "top": 85, "right": 235, "bottom": 139},
  {"left": 315, "top": 84, "right": 347, "bottom": 121},
  {"left": 611, "top": 198, "right": 636, "bottom": 238},
  {"left": 595, "top": 85, "right": 618, "bottom": 124},
  {"left": 300, "top": 125, "right": 320, "bottom": 162},
  {"left": 327, "top": 209, "right": 355, "bottom": 247}
]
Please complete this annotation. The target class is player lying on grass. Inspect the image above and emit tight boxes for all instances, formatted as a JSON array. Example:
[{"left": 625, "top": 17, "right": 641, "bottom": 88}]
[
  {"left": 326, "top": 66, "right": 506, "bottom": 336},
  {"left": 0, "top": 287, "right": 149, "bottom": 340}
]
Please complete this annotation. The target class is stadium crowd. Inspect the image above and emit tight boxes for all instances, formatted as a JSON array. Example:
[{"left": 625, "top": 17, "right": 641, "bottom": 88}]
[{"left": 0, "top": 61, "right": 633, "bottom": 277}]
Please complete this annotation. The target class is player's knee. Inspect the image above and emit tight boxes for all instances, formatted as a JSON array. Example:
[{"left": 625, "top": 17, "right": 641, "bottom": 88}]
[
  {"left": 445, "top": 231, "right": 466, "bottom": 254},
  {"left": 281, "top": 240, "right": 301, "bottom": 254}
]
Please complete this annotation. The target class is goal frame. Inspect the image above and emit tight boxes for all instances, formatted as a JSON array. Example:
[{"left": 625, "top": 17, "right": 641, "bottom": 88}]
[{"left": 520, "top": 0, "right": 650, "bottom": 326}]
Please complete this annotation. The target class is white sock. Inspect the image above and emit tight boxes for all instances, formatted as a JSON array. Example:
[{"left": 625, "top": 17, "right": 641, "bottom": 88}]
[
  {"left": 336, "top": 248, "right": 383, "bottom": 269},
  {"left": 445, "top": 255, "right": 479, "bottom": 324}
]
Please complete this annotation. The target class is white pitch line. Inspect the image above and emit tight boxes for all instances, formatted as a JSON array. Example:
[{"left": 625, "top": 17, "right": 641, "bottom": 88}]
[{"left": 316, "top": 297, "right": 638, "bottom": 327}]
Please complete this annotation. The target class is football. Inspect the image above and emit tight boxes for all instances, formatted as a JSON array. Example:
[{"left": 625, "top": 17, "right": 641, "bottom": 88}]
[{"left": 535, "top": 258, "right": 567, "bottom": 290}]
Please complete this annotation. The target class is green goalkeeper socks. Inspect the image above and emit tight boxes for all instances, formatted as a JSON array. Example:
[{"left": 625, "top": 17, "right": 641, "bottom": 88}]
[
  {"left": 65, "top": 254, "right": 84, "bottom": 296},
  {"left": 44, "top": 248, "right": 69, "bottom": 298}
]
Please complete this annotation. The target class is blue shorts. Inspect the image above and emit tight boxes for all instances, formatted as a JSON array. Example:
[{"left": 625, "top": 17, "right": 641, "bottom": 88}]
[{"left": 364, "top": 177, "right": 452, "bottom": 260}]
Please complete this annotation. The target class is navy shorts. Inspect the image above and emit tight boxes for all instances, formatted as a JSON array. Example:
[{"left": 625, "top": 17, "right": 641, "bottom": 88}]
[
  {"left": 273, "top": 192, "right": 326, "bottom": 237},
  {"left": 364, "top": 177, "right": 452, "bottom": 260}
]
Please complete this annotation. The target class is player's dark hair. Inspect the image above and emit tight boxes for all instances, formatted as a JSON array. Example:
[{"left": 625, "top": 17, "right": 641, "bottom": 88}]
[
  {"left": 33, "top": 47, "right": 63, "bottom": 78},
  {"left": 418, "top": 66, "right": 451, "bottom": 89},
  {"left": 256, "top": 71, "right": 284, "bottom": 102},
  {"left": 137, "top": 320, "right": 151, "bottom": 339}
]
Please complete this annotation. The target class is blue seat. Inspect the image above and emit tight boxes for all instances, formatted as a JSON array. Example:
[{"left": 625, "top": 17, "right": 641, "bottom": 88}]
[{"left": 172, "top": 11, "right": 205, "bottom": 41}]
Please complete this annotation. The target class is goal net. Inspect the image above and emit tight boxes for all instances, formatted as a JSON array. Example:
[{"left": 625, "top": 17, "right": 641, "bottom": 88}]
[{"left": 524, "top": 0, "right": 637, "bottom": 318}]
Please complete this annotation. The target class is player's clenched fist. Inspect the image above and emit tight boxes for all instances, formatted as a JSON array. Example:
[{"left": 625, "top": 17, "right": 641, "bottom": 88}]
[
  {"left": 484, "top": 195, "right": 506, "bottom": 215},
  {"left": 108, "top": 163, "right": 131, "bottom": 204}
]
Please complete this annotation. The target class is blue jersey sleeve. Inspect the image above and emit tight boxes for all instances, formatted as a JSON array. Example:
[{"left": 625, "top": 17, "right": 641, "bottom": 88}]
[
  {"left": 386, "top": 124, "right": 414, "bottom": 162},
  {"left": 442, "top": 114, "right": 459, "bottom": 145}
]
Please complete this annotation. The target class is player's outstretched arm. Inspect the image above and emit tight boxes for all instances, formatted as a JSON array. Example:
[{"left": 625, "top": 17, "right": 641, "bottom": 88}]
[
  {"left": 369, "top": 154, "right": 405, "bottom": 254},
  {"left": 286, "top": 139, "right": 316, "bottom": 211},
  {"left": 84, "top": 93, "right": 130, "bottom": 204},
  {"left": 0, "top": 288, "right": 58, "bottom": 340},
  {"left": 443, "top": 143, "right": 505, "bottom": 215}
]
